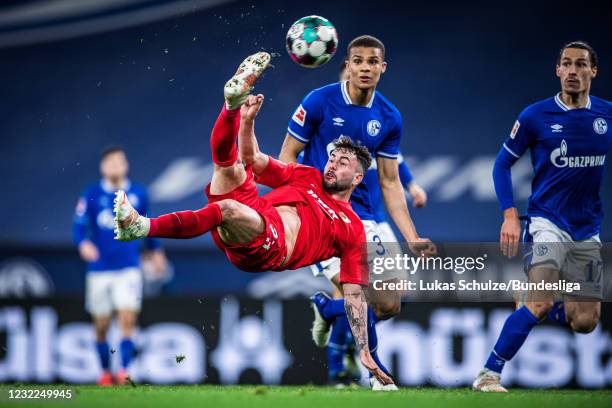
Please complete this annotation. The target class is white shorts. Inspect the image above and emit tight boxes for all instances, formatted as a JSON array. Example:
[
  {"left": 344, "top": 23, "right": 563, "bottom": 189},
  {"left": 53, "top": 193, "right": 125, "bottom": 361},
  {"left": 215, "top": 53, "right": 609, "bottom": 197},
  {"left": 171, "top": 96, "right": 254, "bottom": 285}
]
[
  {"left": 85, "top": 267, "right": 143, "bottom": 317},
  {"left": 526, "top": 217, "right": 603, "bottom": 299},
  {"left": 310, "top": 220, "right": 406, "bottom": 283}
]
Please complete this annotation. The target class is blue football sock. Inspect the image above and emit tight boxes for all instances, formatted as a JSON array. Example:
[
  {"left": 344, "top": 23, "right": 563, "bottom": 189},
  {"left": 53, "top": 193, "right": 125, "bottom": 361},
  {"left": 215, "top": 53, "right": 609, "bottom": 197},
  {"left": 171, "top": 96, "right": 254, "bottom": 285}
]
[
  {"left": 95, "top": 341, "right": 110, "bottom": 370},
  {"left": 546, "top": 301, "right": 569, "bottom": 327},
  {"left": 327, "top": 315, "right": 349, "bottom": 381},
  {"left": 326, "top": 301, "right": 391, "bottom": 378},
  {"left": 322, "top": 299, "right": 346, "bottom": 320},
  {"left": 366, "top": 307, "right": 391, "bottom": 378},
  {"left": 485, "top": 306, "right": 539, "bottom": 373},
  {"left": 370, "top": 308, "right": 380, "bottom": 324},
  {"left": 367, "top": 307, "right": 379, "bottom": 351},
  {"left": 119, "top": 338, "right": 135, "bottom": 369},
  {"left": 370, "top": 351, "right": 392, "bottom": 378}
]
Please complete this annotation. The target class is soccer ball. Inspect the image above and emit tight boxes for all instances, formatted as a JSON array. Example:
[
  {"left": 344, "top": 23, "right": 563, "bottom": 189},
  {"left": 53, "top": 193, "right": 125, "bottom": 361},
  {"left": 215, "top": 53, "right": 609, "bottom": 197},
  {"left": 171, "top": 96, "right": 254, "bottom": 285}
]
[{"left": 286, "top": 15, "right": 338, "bottom": 68}]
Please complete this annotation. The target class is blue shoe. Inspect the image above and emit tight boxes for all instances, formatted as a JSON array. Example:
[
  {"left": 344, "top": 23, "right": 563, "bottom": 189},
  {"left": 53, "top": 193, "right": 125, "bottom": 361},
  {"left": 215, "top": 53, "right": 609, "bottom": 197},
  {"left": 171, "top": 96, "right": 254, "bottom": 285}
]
[{"left": 310, "top": 291, "right": 332, "bottom": 347}]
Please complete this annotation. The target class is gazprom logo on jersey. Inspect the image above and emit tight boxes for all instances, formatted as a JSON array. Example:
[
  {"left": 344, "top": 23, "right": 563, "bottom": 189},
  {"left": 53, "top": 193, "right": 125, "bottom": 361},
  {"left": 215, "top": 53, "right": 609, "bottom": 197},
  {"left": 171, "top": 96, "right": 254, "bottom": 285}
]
[{"left": 550, "top": 139, "right": 606, "bottom": 168}]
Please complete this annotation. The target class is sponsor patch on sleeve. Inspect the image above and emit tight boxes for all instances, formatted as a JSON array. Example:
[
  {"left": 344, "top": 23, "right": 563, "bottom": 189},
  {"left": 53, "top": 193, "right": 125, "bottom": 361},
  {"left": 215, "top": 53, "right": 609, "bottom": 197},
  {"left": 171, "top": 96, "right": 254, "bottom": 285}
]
[
  {"left": 292, "top": 105, "right": 306, "bottom": 127},
  {"left": 510, "top": 120, "right": 520, "bottom": 139}
]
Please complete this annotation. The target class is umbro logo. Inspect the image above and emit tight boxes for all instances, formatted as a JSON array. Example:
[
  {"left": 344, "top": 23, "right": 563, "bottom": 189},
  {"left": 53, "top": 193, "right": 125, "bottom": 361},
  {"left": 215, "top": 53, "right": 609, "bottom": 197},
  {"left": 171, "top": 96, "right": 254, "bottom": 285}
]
[
  {"left": 332, "top": 117, "right": 344, "bottom": 126},
  {"left": 551, "top": 124, "right": 563, "bottom": 133}
]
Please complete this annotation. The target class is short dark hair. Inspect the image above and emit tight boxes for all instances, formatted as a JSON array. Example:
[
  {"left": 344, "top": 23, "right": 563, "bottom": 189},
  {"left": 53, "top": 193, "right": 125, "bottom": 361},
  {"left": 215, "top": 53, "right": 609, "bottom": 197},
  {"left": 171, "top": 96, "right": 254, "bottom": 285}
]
[
  {"left": 347, "top": 35, "right": 385, "bottom": 59},
  {"left": 101, "top": 146, "right": 125, "bottom": 161},
  {"left": 332, "top": 136, "right": 372, "bottom": 172},
  {"left": 557, "top": 41, "right": 598, "bottom": 67}
]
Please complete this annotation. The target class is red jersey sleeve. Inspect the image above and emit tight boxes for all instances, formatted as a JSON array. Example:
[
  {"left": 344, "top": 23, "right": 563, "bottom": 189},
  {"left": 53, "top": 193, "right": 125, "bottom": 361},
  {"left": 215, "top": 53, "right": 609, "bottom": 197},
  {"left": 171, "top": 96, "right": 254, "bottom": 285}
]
[
  {"left": 339, "top": 223, "right": 369, "bottom": 286},
  {"left": 255, "top": 157, "right": 298, "bottom": 188}
]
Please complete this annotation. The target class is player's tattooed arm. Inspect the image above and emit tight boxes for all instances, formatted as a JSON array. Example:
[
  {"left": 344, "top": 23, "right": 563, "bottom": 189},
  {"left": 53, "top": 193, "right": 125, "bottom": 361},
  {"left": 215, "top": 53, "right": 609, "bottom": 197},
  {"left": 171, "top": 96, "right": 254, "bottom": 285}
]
[
  {"left": 343, "top": 283, "right": 394, "bottom": 385},
  {"left": 343, "top": 283, "right": 368, "bottom": 351}
]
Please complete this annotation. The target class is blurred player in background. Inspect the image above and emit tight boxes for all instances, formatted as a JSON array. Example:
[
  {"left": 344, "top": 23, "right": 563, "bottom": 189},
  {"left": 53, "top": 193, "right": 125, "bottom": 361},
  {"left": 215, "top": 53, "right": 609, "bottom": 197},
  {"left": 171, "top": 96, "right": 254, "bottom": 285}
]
[
  {"left": 73, "top": 147, "right": 167, "bottom": 385},
  {"left": 113, "top": 52, "right": 394, "bottom": 386},
  {"left": 473, "top": 41, "right": 611, "bottom": 392},
  {"left": 280, "top": 35, "right": 432, "bottom": 389},
  {"left": 321, "top": 62, "right": 428, "bottom": 387}
]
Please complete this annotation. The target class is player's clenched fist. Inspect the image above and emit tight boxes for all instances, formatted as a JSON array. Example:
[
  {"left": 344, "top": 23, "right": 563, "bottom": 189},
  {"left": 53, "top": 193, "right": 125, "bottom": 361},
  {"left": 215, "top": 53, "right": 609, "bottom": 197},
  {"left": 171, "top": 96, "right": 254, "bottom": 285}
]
[{"left": 240, "top": 94, "right": 264, "bottom": 121}]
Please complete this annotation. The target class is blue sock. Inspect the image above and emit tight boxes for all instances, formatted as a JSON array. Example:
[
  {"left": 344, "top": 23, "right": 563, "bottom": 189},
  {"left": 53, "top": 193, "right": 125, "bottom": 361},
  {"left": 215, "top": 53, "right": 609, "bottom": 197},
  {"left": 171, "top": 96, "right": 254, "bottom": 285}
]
[
  {"left": 367, "top": 307, "right": 391, "bottom": 378},
  {"left": 371, "top": 351, "right": 391, "bottom": 378},
  {"left": 327, "top": 315, "right": 349, "bottom": 381},
  {"left": 326, "top": 301, "right": 390, "bottom": 378},
  {"left": 95, "top": 341, "right": 110, "bottom": 370},
  {"left": 546, "top": 301, "right": 569, "bottom": 327},
  {"left": 323, "top": 299, "right": 381, "bottom": 323},
  {"left": 119, "top": 338, "right": 135, "bottom": 369},
  {"left": 485, "top": 306, "right": 539, "bottom": 373},
  {"left": 322, "top": 299, "right": 346, "bottom": 320},
  {"left": 370, "top": 308, "right": 380, "bottom": 324}
]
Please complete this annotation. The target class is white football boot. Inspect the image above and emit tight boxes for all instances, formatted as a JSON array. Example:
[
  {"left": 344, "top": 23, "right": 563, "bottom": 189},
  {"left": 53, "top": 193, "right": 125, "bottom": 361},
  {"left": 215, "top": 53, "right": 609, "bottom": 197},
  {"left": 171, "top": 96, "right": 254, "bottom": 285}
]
[
  {"left": 472, "top": 368, "right": 508, "bottom": 392},
  {"left": 309, "top": 292, "right": 332, "bottom": 347},
  {"left": 113, "top": 190, "right": 150, "bottom": 241},
  {"left": 224, "top": 51, "right": 271, "bottom": 110}
]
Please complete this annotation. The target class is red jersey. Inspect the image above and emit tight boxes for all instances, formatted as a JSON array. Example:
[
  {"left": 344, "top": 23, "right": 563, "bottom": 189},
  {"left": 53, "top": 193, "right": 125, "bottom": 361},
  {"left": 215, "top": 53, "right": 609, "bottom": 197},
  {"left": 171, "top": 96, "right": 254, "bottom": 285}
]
[{"left": 257, "top": 158, "right": 368, "bottom": 285}]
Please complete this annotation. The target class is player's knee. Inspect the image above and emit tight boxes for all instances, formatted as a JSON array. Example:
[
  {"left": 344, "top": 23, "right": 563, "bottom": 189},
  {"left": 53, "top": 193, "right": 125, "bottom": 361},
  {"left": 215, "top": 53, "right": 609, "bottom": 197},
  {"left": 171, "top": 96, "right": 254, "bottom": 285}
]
[
  {"left": 240, "top": 151, "right": 256, "bottom": 166},
  {"left": 94, "top": 327, "right": 107, "bottom": 341},
  {"left": 216, "top": 199, "right": 243, "bottom": 222},
  {"left": 93, "top": 317, "right": 110, "bottom": 340},
  {"left": 527, "top": 300, "right": 554, "bottom": 320},
  {"left": 570, "top": 311, "right": 600, "bottom": 334},
  {"left": 371, "top": 300, "right": 400, "bottom": 321}
]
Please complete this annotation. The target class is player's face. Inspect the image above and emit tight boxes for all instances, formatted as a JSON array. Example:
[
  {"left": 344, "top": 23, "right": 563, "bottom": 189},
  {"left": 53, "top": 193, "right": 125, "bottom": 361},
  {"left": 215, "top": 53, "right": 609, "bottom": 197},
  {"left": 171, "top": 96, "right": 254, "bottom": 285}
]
[
  {"left": 556, "top": 48, "right": 597, "bottom": 95},
  {"left": 345, "top": 47, "right": 387, "bottom": 90},
  {"left": 100, "top": 151, "right": 129, "bottom": 182},
  {"left": 322, "top": 149, "right": 363, "bottom": 193}
]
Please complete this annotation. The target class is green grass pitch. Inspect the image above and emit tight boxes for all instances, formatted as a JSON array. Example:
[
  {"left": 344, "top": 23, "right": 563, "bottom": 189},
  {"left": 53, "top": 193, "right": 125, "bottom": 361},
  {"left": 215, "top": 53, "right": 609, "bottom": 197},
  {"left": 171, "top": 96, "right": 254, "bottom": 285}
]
[{"left": 0, "top": 385, "right": 610, "bottom": 408}]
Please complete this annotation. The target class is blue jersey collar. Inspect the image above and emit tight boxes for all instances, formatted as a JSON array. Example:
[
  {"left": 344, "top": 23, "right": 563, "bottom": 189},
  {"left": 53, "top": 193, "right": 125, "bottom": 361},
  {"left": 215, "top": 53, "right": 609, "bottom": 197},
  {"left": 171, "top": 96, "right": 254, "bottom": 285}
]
[
  {"left": 554, "top": 92, "right": 592, "bottom": 111},
  {"left": 341, "top": 81, "right": 376, "bottom": 108}
]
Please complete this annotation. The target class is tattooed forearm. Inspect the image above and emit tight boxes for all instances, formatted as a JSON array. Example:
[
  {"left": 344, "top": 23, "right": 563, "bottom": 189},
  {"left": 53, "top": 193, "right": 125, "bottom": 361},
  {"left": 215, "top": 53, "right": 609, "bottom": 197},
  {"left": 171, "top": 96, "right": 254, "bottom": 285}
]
[{"left": 343, "top": 283, "right": 368, "bottom": 353}]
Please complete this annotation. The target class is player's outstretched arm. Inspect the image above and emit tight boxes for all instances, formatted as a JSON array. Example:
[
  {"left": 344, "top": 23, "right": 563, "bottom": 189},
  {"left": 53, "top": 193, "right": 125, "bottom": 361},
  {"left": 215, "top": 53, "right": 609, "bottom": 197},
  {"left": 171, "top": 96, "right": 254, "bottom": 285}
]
[
  {"left": 343, "top": 283, "right": 394, "bottom": 385},
  {"left": 398, "top": 157, "right": 428, "bottom": 208},
  {"left": 279, "top": 134, "right": 305, "bottom": 163},
  {"left": 377, "top": 156, "right": 435, "bottom": 256},
  {"left": 239, "top": 94, "right": 270, "bottom": 174}
]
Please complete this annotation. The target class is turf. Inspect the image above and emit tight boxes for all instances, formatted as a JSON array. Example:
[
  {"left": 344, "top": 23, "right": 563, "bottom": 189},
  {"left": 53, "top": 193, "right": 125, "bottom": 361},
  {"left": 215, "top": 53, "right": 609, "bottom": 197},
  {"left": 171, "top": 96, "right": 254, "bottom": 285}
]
[{"left": 0, "top": 385, "right": 610, "bottom": 408}]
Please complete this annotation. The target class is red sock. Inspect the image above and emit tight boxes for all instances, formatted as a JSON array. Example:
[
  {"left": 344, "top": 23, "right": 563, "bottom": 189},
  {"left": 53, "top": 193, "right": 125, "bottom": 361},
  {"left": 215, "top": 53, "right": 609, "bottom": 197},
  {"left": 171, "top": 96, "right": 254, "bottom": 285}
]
[
  {"left": 211, "top": 104, "right": 241, "bottom": 166},
  {"left": 148, "top": 203, "right": 222, "bottom": 239}
]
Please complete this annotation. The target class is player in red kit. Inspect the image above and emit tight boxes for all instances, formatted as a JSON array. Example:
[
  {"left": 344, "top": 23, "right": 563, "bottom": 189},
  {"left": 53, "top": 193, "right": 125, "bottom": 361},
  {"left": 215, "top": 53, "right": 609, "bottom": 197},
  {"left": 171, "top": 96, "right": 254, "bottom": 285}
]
[{"left": 113, "top": 52, "right": 393, "bottom": 386}]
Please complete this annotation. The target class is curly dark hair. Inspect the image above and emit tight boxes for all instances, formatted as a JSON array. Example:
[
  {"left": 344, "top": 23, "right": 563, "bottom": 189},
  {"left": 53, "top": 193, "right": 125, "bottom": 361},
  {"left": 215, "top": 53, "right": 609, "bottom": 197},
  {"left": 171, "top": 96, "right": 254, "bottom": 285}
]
[{"left": 332, "top": 136, "right": 372, "bottom": 172}]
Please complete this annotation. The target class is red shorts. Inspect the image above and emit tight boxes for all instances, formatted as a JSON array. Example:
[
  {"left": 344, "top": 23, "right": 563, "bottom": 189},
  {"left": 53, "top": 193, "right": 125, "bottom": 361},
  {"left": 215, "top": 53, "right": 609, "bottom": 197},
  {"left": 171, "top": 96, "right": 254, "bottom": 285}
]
[{"left": 205, "top": 167, "right": 288, "bottom": 272}]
